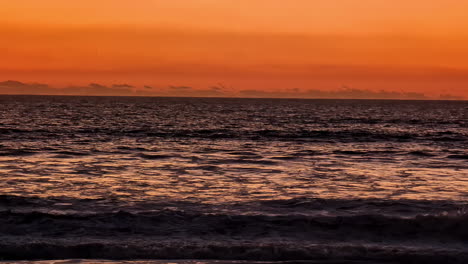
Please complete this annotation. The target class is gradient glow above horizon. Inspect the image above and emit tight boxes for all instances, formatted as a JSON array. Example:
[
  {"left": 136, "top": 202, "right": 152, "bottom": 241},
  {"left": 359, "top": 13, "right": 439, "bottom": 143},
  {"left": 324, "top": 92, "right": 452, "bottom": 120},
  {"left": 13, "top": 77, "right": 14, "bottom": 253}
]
[{"left": 1, "top": 0, "right": 468, "bottom": 98}]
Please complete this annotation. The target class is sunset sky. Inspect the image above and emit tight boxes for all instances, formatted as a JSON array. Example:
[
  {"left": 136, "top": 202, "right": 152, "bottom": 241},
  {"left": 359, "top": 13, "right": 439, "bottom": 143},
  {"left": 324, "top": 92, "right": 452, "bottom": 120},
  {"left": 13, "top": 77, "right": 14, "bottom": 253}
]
[{"left": 1, "top": 0, "right": 468, "bottom": 98}]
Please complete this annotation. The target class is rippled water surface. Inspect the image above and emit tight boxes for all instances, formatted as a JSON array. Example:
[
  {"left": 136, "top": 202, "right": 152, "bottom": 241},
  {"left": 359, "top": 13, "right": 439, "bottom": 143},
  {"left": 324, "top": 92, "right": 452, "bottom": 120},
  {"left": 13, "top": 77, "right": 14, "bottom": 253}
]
[
  {"left": 1, "top": 96, "right": 466, "bottom": 203},
  {"left": 0, "top": 96, "right": 467, "bottom": 262}
]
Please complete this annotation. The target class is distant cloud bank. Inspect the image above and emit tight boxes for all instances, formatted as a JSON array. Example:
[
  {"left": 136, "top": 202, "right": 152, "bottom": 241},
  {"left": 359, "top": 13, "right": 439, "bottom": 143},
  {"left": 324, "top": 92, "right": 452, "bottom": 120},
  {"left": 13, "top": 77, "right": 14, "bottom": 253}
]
[{"left": 0, "top": 80, "right": 465, "bottom": 100}]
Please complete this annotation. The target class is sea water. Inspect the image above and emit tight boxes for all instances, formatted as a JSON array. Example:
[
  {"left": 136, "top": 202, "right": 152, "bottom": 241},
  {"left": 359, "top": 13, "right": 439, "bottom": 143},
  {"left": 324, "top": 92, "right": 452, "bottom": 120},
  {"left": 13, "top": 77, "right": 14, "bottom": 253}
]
[{"left": 0, "top": 96, "right": 467, "bottom": 263}]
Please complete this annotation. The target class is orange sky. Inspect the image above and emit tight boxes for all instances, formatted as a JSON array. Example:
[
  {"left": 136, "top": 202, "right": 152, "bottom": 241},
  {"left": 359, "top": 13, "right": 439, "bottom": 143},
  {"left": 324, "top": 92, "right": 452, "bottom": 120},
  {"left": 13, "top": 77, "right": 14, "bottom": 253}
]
[{"left": 1, "top": 0, "right": 468, "bottom": 98}]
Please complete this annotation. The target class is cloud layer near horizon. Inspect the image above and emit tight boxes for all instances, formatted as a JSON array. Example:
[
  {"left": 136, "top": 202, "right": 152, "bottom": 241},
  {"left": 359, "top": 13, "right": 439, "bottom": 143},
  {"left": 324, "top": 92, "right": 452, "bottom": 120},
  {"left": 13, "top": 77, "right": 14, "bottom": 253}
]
[{"left": 0, "top": 80, "right": 464, "bottom": 100}]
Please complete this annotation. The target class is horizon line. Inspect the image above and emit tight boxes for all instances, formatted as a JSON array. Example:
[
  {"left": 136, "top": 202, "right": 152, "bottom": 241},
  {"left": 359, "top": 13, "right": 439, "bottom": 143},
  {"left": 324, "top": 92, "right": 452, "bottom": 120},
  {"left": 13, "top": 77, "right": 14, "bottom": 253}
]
[{"left": 1, "top": 93, "right": 466, "bottom": 102}]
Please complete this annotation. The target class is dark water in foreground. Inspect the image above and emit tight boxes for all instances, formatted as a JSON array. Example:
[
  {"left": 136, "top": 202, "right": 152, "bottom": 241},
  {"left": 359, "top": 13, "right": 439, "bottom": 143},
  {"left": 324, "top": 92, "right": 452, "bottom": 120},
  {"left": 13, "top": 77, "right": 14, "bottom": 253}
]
[{"left": 0, "top": 96, "right": 467, "bottom": 262}]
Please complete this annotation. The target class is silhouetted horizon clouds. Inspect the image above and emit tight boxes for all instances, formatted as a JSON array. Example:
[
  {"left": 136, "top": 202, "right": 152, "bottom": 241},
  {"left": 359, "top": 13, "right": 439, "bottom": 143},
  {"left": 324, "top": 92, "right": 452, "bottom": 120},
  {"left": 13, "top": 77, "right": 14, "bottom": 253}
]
[{"left": 0, "top": 80, "right": 465, "bottom": 100}]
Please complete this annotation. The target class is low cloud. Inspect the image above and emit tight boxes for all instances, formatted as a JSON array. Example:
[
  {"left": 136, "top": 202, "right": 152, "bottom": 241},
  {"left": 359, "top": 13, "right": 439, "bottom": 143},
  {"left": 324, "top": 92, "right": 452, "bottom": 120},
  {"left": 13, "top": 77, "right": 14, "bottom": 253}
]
[
  {"left": 0, "top": 80, "right": 52, "bottom": 94},
  {"left": 112, "top": 84, "right": 134, "bottom": 89},
  {"left": 169, "top": 86, "right": 192, "bottom": 91},
  {"left": 239, "top": 88, "right": 430, "bottom": 100},
  {"left": 61, "top": 83, "right": 135, "bottom": 96},
  {"left": 439, "top": 94, "right": 465, "bottom": 100},
  {"left": 306, "top": 88, "right": 428, "bottom": 100},
  {"left": 0, "top": 80, "right": 465, "bottom": 100},
  {"left": 0, "top": 81, "right": 136, "bottom": 96},
  {"left": 165, "top": 85, "right": 225, "bottom": 97}
]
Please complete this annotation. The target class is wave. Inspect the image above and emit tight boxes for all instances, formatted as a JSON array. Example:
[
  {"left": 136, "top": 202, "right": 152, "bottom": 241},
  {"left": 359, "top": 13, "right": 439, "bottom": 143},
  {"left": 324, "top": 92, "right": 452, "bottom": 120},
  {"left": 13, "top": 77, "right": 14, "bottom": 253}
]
[
  {"left": 2, "top": 206, "right": 468, "bottom": 242},
  {"left": 1, "top": 127, "right": 466, "bottom": 143},
  {"left": 448, "top": 154, "right": 468, "bottom": 160},
  {"left": 53, "top": 151, "right": 90, "bottom": 156},
  {"left": 138, "top": 153, "right": 175, "bottom": 160},
  {"left": 2, "top": 196, "right": 468, "bottom": 261},
  {"left": 1, "top": 239, "right": 467, "bottom": 262},
  {"left": 1, "top": 195, "right": 465, "bottom": 216},
  {"left": 0, "top": 149, "right": 38, "bottom": 156},
  {"left": 408, "top": 151, "right": 437, "bottom": 157}
]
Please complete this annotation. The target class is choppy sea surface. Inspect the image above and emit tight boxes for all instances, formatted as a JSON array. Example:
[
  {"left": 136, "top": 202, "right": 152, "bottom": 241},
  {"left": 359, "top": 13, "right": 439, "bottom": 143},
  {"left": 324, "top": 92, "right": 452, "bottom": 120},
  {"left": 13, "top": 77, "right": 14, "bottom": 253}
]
[{"left": 0, "top": 95, "right": 467, "bottom": 263}]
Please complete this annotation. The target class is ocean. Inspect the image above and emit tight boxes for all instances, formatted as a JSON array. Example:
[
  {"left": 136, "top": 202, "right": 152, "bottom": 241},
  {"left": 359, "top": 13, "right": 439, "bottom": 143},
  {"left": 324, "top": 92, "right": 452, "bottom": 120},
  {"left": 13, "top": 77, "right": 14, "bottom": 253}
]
[{"left": 0, "top": 95, "right": 467, "bottom": 263}]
